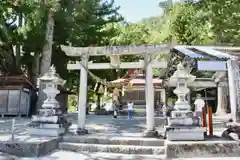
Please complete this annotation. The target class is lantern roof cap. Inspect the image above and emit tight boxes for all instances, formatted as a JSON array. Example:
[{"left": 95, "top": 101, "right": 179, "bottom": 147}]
[
  {"left": 170, "top": 62, "right": 196, "bottom": 83},
  {"left": 39, "top": 65, "right": 66, "bottom": 85}
]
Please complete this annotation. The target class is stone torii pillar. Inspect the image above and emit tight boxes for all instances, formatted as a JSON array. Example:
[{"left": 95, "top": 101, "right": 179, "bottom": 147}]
[
  {"left": 216, "top": 83, "right": 227, "bottom": 116},
  {"left": 227, "top": 59, "right": 238, "bottom": 122},
  {"left": 144, "top": 54, "right": 157, "bottom": 137},
  {"left": 76, "top": 53, "right": 89, "bottom": 135}
]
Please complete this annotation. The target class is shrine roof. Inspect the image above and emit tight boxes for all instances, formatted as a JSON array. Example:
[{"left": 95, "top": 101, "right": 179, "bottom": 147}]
[
  {"left": 165, "top": 45, "right": 240, "bottom": 79},
  {"left": 172, "top": 46, "right": 205, "bottom": 59},
  {"left": 172, "top": 45, "right": 237, "bottom": 60},
  {"left": 0, "top": 75, "right": 36, "bottom": 90}
]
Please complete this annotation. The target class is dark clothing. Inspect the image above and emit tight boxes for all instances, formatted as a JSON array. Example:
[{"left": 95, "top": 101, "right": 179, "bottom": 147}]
[{"left": 112, "top": 103, "right": 118, "bottom": 118}]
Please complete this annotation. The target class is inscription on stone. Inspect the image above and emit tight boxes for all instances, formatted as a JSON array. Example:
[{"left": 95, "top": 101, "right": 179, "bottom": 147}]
[{"left": 0, "top": 143, "right": 23, "bottom": 153}]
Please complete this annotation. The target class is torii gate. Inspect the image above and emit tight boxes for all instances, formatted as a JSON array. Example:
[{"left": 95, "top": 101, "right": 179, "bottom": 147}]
[{"left": 61, "top": 44, "right": 171, "bottom": 136}]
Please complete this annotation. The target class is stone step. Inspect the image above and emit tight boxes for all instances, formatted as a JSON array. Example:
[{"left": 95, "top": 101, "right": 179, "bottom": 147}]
[
  {"left": 213, "top": 121, "right": 227, "bottom": 128},
  {"left": 19, "top": 150, "right": 166, "bottom": 160},
  {"left": 0, "top": 152, "right": 17, "bottom": 160},
  {"left": 59, "top": 142, "right": 165, "bottom": 155},
  {"left": 62, "top": 135, "right": 165, "bottom": 146}
]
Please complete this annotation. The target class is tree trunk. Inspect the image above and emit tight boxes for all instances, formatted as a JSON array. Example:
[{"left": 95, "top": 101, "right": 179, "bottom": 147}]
[
  {"left": 15, "top": 13, "right": 23, "bottom": 70},
  {"left": 36, "top": 10, "right": 55, "bottom": 111},
  {"left": 40, "top": 10, "right": 54, "bottom": 75},
  {"left": 31, "top": 52, "right": 41, "bottom": 86}
]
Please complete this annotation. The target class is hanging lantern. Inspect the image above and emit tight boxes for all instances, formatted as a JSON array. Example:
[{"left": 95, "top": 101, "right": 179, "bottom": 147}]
[
  {"left": 104, "top": 85, "right": 108, "bottom": 97},
  {"left": 94, "top": 81, "right": 99, "bottom": 92},
  {"left": 110, "top": 55, "right": 120, "bottom": 68},
  {"left": 113, "top": 88, "right": 120, "bottom": 97},
  {"left": 115, "top": 83, "right": 121, "bottom": 88},
  {"left": 122, "top": 87, "right": 125, "bottom": 96},
  {"left": 98, "top": 85, "right": 104, "bottom": 94},
  {"left": 112, "top": 88, "right": 119, "bottom": 102},
  {"left": 126, "top": 82, "right": 133, "bottom": 91}
]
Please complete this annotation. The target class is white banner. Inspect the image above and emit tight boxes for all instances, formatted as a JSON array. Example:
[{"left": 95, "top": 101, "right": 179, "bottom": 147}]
[{"left": 197, "top": 61, "right": 227, "bottom": 71}]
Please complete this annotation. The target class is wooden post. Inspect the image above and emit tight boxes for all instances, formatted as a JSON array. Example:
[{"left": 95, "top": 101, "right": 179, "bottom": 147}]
[
  {"left": 202, "top": 105, "right": 206, "bottom": 127},
  {"left": 208, "top": 106, "right": 213, "bottom": 136}
]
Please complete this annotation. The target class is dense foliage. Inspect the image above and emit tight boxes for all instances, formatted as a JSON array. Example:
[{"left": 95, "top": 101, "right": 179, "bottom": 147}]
[
  {"left": 0, "top": 0, "right": 122, "bottom": 90},
  {"left": 116, "top": 0, "right": 240, "bottom": 46}
]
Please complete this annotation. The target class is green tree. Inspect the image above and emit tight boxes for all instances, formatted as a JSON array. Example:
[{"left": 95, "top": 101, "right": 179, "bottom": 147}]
[
  {"left": 200, "top": 0, "right": 240, "bottom": 44},
  {"left": 170, "top": 4, "right": 215, "bottom": 45}
]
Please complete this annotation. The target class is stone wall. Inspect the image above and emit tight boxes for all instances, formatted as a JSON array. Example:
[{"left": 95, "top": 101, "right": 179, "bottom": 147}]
[
  {"left": 0, "top": 138, "right": 60, "bottom": 157},
  {"left": 166, "top": 140, "right": 240, "bottom": 158}
]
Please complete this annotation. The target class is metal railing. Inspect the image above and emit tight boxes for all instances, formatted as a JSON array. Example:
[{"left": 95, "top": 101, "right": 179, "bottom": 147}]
[{"left": 9, "top": 118, "right": 31, "bottom": 141}]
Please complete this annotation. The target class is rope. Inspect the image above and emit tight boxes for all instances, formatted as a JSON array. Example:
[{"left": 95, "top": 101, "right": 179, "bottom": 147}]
[{"left": 79, "top": 54, "right": 153, "bottom": 89}]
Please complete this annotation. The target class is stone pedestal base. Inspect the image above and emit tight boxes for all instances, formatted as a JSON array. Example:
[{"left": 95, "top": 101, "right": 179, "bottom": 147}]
[
  {"left": 166, "top": 114, "right": 205, "bottom": 141},
  {"left": 76, "top": 128, "right": 88, "bottom": 135},
  {"left": 143, "top": 130, "right": 158, "bottom": 137},
  {"left": 28, "top": 127, "right": 65, "bottom": 137},
  {"left": 168, "top": 117, "right": 200, "bottom": 126},
  {"left": 171, "top": 110, "right": 193, "bottom": 117},
  {"left": 28, "top": 115, "right": 70, "bottom": 137},
  {"left": 173, "top": 102, "right": 191, "bottom": 111},
  {"left": 166, "top": 126, "right": 205, "bottom": 141}
]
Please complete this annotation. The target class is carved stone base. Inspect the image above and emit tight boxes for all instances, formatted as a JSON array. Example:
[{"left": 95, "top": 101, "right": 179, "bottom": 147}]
[
  {"left": 166, "top": 126, "right": 205, "bottom": 141},
  {"left": 143, "top": 129, "right": 158, "bottom": 137},
  {"left": 28, "top": 127, "right": 65, "bottom": 137},
  {"left": 171, "top": 110, "right": 193, "bottom": 118},
  {"left": 173, "top": 101, "right": 191, "bottom": 110},
  {"left": 29, "top": 114, "right": 70, "bottom": 137},
  {"left": 31, "top": 115, "right": 59, "bottom": 123},
  {"left": 168, "top": 117, "right": 200, "bottom": 126},
  {"left": 76, "top": 128, "right": 88, "bottom": 135},
  {"left": 42, "top": 102, "right": 59, "bottom": 109}
]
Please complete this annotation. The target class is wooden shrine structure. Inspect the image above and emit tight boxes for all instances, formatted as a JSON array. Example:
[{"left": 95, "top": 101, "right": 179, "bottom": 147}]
[
  {"left": 111, "top": 70, "right": 165, "bottom": 106},
  {"left": 0, "top": 75, "right": 37, "bottom": 116}
]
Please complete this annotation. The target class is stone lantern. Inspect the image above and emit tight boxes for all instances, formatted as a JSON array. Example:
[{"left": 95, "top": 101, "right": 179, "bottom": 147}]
[
  {"left": 170, "top": 63, "right": 196, "bottom": 116},
  {"left": 28, "top": 65, "right": 71, "bottom": 137},
  {"left": 165, "top": 63, "right": 205, "bottom": 140}
]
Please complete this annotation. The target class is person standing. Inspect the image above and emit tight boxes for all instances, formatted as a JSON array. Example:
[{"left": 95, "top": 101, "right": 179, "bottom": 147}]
[
  {"left": 194, "top": 94, "right": 205, "bottom": 118},
  {"left": 127, "top": 100, "right": 134, "bottom": 119}
]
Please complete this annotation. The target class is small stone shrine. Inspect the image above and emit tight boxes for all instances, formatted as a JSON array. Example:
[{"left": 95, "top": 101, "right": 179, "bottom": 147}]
[
  {"left": 28, "top": 65, "right": 70, "bottom": 136},
  {"left": 165, "top": 63, "right": 205, "bottom": 140}
]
